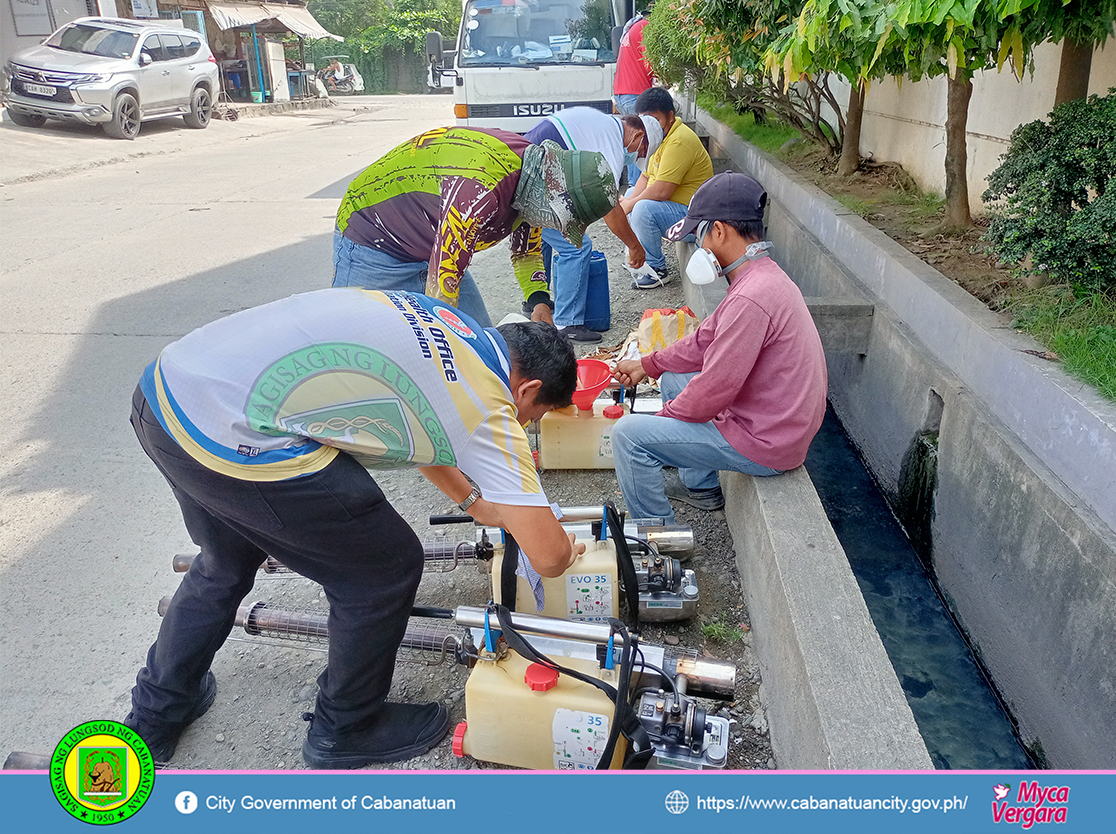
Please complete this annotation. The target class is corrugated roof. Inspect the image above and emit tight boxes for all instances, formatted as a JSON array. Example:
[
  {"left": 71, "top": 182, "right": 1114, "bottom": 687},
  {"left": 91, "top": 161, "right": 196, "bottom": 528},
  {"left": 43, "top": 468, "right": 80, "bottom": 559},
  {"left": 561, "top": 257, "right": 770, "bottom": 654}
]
[{"left": 206, "top": 3, "right": 343, "bottom": 41}]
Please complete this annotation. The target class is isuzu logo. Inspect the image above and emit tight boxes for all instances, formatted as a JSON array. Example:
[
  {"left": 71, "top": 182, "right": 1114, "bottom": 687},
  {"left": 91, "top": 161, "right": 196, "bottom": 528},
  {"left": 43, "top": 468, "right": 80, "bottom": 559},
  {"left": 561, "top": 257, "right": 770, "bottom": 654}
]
[{"left": 512, "top": 103, "right": 566, "bottom": 116}]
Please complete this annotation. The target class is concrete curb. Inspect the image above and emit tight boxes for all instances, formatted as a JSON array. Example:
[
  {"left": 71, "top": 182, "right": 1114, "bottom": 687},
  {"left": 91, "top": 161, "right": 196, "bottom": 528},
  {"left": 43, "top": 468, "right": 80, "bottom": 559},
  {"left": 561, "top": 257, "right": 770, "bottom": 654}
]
[
  {"left": 724, "top": 470, "right": 933, "bottom": 769},
  {"left": 224, "top": 98, "right": 337, "bottom": 119}
]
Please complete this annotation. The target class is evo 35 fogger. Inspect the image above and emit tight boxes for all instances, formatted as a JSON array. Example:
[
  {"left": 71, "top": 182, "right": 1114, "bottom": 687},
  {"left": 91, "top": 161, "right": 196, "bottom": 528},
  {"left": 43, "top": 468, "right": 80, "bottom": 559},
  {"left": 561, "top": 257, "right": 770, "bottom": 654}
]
[
  {"left": 434, "top": 503, "right": 699, "bottom": 626},
  {"left": 173, "top": 504, "right": 701, "bottom": 626},
  {"left": 156, "top": 595, "right": 736, "bottom": 770}
]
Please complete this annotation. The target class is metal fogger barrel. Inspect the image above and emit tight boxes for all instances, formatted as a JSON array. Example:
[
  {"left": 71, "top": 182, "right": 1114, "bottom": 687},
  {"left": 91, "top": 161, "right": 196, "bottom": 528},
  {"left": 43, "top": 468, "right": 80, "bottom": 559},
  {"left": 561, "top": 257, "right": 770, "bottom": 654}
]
[
  {"left": 156, "top": 598, "right": 735, "bottom": 701},
  {"left": 156, "top": 597, "right": 736, "bottom": 771},
  {"left": 172, "top": 513, "right": 700, "bottom": 623},
  {"left": 171, "top": 530, "right": 497, "bottom": 577}
]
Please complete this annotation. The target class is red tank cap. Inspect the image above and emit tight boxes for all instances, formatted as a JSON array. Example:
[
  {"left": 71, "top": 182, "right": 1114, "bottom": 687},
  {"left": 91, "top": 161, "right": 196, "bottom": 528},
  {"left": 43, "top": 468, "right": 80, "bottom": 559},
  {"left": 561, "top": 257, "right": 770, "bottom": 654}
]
[
  {"left": 525, "top": 663, "right": 559, "bottom": 692},
  {"left": 602, "top": 405, "right": 624, "bottom": 419},
  {"left": 452, "top": 721, "right": 468, "bottom": 757}
]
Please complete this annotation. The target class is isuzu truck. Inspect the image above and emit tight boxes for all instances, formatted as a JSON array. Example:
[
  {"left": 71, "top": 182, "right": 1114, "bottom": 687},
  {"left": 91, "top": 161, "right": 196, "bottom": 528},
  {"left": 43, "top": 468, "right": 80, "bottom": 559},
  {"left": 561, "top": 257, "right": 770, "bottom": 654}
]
[{"left": 426, "top": 0, "right": 634, "bottom": 131}]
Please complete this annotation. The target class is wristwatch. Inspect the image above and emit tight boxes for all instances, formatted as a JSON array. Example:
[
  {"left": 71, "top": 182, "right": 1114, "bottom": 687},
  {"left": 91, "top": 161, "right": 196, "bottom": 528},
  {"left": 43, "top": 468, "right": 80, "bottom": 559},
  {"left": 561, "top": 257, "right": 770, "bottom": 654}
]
[{"left": 458, "top": 485, "right": 482, "bottom": 512}]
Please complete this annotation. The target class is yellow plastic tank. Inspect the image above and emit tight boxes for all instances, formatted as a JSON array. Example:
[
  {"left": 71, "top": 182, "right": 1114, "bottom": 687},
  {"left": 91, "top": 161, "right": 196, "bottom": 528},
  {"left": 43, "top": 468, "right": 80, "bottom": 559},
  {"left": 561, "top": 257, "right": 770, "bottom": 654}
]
[
  {"left": 491, "top": 537, "right": 619, "bottom": 622},
  {"left": 453, "top": 649, "right": 626, "bottom": 770},
  {"left": 538, "top": 401, "right": 628, "bottom": 470}
]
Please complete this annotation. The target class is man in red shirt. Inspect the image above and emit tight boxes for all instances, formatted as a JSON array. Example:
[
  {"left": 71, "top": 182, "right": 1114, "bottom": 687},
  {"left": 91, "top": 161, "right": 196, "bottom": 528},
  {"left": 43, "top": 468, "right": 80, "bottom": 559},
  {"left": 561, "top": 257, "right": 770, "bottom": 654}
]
[
  {"left": 612, "top": 9, "right": 654, "bottom": 115},
  {"left": 611, "top": 172, "right": 828, "bottom": 524}
]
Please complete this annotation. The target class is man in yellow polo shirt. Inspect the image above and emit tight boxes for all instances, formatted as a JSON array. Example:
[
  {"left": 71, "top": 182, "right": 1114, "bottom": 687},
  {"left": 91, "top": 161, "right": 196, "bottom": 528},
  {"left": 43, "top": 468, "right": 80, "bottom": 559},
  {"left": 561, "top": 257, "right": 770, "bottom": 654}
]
[{"left": 620, "top": 87, "right": 714, "bottom": 288}]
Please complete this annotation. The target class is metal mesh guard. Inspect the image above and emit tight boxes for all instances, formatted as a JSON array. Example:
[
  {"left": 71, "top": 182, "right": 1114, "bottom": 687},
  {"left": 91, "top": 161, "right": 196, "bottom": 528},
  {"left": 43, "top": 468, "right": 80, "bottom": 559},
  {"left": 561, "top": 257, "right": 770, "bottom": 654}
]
[{"left": 238, "top": 602, "right": 461, "bottom": 665}]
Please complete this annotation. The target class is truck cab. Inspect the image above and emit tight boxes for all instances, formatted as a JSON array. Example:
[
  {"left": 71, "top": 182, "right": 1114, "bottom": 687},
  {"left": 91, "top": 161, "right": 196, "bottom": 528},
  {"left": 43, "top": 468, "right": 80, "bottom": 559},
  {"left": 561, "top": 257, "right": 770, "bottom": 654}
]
[{"left": 427, "top": 0, "right": 632, "bottom": 132}]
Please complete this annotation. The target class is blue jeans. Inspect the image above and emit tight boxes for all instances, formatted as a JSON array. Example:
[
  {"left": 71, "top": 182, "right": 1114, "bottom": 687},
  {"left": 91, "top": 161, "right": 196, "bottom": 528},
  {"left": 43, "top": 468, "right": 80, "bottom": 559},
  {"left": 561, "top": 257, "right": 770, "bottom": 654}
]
[
  {"left": 627, "top": 194, "right": 689, "bottom": 271},
  {"left": 540, "top": 226, "right": 593, "bottom": 328},
  {"left": 332, "top": 230, "right": 493, "bottom": 328},
  {"left": 612, "top": 372, "right": 783, "bottom": 524},
  {"left": 613, "top": 94, "right": 639, "bottom": 115},
  {"left": 624, "top": 162, "right": 641, "bottom": 192}
]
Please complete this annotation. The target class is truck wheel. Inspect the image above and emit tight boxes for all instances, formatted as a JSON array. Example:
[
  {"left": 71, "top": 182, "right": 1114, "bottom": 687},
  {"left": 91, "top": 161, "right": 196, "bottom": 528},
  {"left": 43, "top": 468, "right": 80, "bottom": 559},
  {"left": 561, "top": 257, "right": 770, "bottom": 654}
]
[
  {"left": 103, "top": 93, "right": 140, "bottom": 140},
  {"left": 8, "top": 110, "right": 47, "bottom": 128},
  {"left": 183, "top": 87, "right": 212, "bottom": 129}
]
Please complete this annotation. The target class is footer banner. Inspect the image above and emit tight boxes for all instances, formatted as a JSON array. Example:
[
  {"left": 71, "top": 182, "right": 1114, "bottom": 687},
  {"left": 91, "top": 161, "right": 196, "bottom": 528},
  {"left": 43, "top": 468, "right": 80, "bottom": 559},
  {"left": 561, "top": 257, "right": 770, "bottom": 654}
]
[{"left": 2, "top": 769, "right": 1113, "bottom": 833}]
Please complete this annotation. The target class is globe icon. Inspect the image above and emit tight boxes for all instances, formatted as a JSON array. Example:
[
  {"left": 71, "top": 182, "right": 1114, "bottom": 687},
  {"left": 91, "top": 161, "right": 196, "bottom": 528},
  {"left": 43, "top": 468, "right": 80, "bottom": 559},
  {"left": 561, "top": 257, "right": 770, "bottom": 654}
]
[{"left": 665, "top": 790, "right": 690, "bottom": 814}]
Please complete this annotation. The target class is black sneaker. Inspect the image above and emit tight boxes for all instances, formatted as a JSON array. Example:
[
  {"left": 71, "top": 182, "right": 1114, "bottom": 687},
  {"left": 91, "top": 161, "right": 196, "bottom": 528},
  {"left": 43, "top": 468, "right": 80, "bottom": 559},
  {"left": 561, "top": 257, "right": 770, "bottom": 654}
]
[
  {"left": 123, "top": 671, "right": 217, "bottom": 766},
  {"left": 558, "top": 324, "right": 603, "bottom": 343},
  {"left": 302, "top": 702, "right": 450, "bottom": 769},
  {"left": 664, "top": 480, "right": 725, "bottom": 511}
]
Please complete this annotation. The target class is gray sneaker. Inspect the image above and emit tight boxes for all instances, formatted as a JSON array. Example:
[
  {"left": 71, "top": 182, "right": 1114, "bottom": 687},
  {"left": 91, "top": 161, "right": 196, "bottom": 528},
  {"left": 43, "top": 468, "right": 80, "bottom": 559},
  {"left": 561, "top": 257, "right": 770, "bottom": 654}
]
[
  {"left": 664, "top": 481, "right": 725, "bottom": 511},
  {"left": 558, "top": 324, "right": 603, "bottom": 343}
]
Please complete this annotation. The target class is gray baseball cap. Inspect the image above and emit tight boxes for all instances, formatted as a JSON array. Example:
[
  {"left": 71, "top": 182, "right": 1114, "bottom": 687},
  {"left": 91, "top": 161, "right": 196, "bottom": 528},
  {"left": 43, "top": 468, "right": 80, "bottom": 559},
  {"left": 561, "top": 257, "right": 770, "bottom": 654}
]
[{"left": 668, "top": 172, "right": 767, "bottom": 241}]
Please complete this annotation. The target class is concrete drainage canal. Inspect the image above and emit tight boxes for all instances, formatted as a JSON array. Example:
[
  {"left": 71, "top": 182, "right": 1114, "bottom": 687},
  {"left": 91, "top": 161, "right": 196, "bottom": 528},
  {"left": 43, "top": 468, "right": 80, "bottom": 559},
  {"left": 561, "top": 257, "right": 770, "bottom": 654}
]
[{"left": 806, "top": 408, "right": 1032, "bottom": 769}]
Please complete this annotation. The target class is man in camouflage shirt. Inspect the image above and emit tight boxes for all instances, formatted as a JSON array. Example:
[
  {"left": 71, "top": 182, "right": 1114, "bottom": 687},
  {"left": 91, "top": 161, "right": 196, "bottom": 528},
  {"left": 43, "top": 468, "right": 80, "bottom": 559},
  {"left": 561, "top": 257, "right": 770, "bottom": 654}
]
[{"left": 333, "top": 126, "right": 617, "bottom": 327}]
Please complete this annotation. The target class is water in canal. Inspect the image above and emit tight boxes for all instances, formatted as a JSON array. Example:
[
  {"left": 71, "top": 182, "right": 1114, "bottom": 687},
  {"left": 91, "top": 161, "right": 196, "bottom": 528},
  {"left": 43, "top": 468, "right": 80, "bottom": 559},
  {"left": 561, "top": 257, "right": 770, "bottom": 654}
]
[{"left": 805, "top": 408, "right": 1032, "bottom": 770}]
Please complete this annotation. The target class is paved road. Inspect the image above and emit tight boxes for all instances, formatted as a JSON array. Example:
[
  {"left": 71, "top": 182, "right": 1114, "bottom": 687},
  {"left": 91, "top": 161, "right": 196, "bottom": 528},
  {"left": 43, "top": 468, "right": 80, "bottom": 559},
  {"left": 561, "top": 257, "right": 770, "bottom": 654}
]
[
  {"left": 1, "top": 97, "right": 426, "bottom": 185},
  {"left": 0, "top": 95, "right": 459, "bottom": 760}
]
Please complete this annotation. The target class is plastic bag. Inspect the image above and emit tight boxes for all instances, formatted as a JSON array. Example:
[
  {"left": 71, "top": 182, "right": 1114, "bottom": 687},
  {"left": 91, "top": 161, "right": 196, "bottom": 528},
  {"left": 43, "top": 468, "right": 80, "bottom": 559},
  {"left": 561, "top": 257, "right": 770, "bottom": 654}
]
[{"left": 637, "top": 306, "right": 700, "bottom": 354}]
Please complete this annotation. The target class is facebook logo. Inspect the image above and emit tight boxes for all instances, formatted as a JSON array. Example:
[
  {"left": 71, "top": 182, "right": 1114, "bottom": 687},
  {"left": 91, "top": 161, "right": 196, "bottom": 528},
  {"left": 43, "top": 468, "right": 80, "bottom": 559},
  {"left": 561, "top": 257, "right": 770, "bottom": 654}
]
[{"left": 175, "top": 791, "right": 198, "bottom": 814}]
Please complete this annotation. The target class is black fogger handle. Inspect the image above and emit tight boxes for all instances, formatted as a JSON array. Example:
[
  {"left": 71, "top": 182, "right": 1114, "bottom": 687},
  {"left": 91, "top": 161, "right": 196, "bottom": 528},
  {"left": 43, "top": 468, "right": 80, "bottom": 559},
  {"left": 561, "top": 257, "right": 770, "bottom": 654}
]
[{"left": 429, "top": 514, "right": 475, "bottom": 526}]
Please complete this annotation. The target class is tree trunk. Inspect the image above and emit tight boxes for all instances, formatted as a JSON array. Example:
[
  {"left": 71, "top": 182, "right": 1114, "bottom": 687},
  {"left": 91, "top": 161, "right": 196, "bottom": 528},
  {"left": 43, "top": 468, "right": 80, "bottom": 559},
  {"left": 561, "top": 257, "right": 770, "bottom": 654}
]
[
  {"left": 1054, "top": 38, "right": 1092, "bottom": 106},
  {"left": 389, "top": 47, "right": 407, "bottom": 93},
  {"left": 838, "top": 81, "right": 865, "bottom": 177},
  {"left": 943, "top": 74, "right": 973, "bottom": 231},
  {"left": 401, "top": 44, "right": 422, "bottom": 94}
]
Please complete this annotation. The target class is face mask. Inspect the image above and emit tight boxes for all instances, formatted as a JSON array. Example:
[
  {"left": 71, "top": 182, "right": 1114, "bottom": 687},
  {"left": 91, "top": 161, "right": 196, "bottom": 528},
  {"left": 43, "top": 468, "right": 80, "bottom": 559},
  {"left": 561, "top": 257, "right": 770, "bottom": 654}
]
[
  {"left": 685, "top": 226, "right": 772, "bottom": 285},
  {"left": 624, "top": 150, "right": 638, "bottom": 167},
  {"left": 685, "top": 247, "right": 728, "bottom": 285}
]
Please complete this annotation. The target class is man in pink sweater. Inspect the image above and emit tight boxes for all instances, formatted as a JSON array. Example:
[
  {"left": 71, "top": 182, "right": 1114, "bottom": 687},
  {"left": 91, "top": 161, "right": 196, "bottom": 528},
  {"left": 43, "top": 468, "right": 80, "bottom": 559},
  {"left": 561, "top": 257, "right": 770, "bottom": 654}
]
[{"left": 611, "top": 172, "right": 827, "bottom": 524}]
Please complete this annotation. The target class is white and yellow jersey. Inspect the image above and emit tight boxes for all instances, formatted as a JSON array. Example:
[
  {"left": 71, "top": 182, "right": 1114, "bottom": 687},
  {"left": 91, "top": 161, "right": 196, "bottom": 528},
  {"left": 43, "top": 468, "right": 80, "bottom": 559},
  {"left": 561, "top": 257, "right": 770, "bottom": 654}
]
[{"left": 139, "top": 289, "right": 545, "bottom": 506}]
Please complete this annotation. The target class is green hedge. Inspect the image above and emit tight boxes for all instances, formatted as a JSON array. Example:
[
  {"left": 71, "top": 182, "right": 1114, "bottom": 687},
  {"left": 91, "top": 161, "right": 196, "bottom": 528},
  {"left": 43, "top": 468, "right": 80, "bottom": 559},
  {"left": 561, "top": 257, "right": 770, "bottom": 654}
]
[{"left": 983, "top": 89, "right": 1116, "bottom": 291}]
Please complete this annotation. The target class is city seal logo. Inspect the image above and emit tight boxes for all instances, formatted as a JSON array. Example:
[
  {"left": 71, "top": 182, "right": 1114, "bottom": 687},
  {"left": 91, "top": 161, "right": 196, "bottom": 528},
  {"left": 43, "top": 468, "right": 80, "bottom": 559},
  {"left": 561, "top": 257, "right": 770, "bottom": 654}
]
[
  {"left": 279, "top": 398, "right": 417, "bottom": 467},
  {"left": 434, "top": 307, "right": 476, "bottom": 339},
  {"left": 246, "top": 343, "right": 455, "bottom": 467},
  {"left": 50, "top": 720, "right": 154, "bottom": 825}
]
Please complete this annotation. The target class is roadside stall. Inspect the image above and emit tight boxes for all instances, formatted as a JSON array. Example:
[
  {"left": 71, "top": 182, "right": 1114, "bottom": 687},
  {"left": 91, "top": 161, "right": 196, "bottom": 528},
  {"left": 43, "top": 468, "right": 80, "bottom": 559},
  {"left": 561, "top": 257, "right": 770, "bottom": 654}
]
[{"left": 198, "top": 2, "right": 342, "bottom": 103}]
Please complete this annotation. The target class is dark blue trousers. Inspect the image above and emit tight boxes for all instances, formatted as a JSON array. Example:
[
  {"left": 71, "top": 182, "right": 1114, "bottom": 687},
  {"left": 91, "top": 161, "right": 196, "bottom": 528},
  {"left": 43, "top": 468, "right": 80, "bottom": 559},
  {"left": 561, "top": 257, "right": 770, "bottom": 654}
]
[{"left": 129, "top": 385, "right": 424, "bottom": 735}]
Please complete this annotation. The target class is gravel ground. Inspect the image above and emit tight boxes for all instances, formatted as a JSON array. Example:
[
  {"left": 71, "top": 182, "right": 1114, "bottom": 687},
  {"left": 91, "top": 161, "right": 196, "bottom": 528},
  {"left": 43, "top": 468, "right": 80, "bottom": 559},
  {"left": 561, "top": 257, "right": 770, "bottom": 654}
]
[{"left": 150, "top": 219, "right": 774, "bottom": 773}]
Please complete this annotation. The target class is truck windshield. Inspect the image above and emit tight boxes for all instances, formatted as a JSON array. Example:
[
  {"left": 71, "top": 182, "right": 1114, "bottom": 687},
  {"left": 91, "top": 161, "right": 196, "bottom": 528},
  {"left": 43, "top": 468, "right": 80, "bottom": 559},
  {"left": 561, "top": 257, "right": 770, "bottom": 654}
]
[
  {"left": 459, "top": 0, "right": 616, "bottom": 67},
  {"left": 45, "top": 24, "right": 139, "bottom": 59}
]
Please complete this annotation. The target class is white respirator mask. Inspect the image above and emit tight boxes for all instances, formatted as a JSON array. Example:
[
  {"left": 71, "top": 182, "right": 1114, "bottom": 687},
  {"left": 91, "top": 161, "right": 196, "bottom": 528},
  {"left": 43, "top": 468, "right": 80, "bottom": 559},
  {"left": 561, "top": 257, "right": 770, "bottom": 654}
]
[{"left": 684, "top": 221, "right": 772, "bottom": 285}]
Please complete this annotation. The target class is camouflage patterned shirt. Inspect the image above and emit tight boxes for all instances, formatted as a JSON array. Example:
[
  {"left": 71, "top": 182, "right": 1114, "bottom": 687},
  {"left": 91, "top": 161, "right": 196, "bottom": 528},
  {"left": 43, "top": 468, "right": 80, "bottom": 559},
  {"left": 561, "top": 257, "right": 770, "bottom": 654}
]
[{"left": 336, "top": 127, "right": 548, "bottom": 308}]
